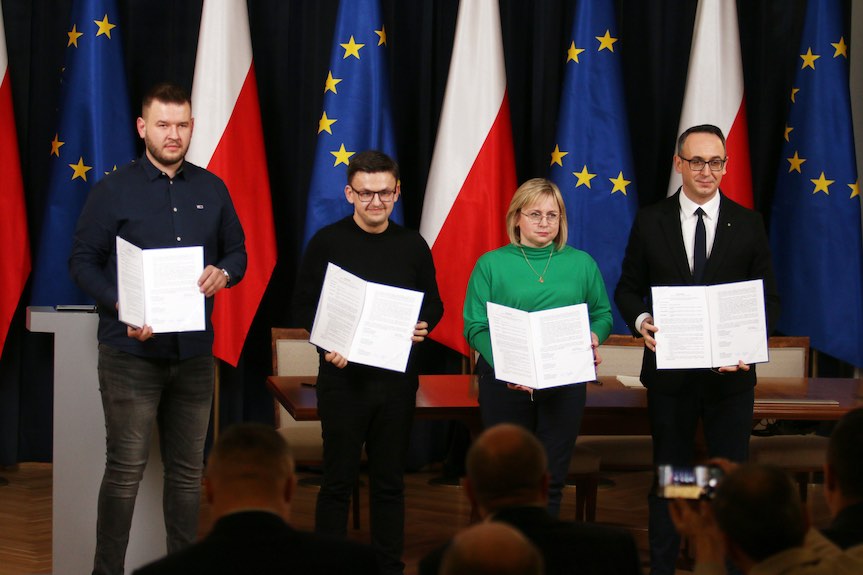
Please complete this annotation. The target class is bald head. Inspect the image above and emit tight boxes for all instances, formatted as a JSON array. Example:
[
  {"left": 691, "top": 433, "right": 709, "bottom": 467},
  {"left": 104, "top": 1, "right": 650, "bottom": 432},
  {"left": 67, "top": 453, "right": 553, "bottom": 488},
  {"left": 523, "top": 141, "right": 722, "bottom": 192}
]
[
  {"left": 466, "top": 424, "right": 548, "bottom": 512},
  {"left": 440, "top": 522, "right": 544, "bottom": 575}
]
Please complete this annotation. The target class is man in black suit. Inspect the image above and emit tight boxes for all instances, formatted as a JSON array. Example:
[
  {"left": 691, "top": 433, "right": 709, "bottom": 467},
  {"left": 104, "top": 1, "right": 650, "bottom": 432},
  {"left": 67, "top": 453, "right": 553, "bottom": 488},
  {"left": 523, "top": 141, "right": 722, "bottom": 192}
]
[
  {"left": 419, "top": 423, "right": 642, "bottom": 575},
  {"left": 822, "top": 407, "right": 863, "bottom": 549},
  {"left": 133, "top": 423, "right": 378, "bottom": 575},
  {"left": 615, "top": 124, "right": 780, "bottom": 575}
]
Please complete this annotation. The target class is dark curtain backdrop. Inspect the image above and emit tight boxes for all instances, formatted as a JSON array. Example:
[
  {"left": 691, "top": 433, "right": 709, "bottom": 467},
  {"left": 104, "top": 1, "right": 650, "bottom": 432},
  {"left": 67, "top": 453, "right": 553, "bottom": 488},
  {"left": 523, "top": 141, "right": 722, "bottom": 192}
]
[{"left": 1, "top": 0, "right": 832, "bottom": 463}]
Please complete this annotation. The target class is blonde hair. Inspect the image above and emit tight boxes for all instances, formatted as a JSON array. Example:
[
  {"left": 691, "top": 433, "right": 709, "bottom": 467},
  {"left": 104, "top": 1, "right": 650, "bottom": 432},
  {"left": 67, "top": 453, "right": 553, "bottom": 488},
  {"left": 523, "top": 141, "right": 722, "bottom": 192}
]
[{"left": 505, "top": 178, "right": 568, "bottom": 250}]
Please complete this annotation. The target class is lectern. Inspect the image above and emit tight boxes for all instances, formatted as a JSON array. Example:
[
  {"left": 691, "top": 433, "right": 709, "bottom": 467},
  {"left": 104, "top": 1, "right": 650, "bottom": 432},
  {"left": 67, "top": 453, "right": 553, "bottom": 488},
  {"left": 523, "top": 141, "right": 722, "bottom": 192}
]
[{"left": 27, "top": 307, "right": 166, "bottom": 574}]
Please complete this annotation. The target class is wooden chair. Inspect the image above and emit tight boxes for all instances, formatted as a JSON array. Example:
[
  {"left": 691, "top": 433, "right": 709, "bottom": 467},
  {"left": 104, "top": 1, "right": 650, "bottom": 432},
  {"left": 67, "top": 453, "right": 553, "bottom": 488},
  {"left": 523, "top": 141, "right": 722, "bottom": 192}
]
[
  {"left": 271, "top": 328, "right": 362, "bottom": 528},
  {"left": 748, "top": 336, "right": 826, "bottom": 500}
]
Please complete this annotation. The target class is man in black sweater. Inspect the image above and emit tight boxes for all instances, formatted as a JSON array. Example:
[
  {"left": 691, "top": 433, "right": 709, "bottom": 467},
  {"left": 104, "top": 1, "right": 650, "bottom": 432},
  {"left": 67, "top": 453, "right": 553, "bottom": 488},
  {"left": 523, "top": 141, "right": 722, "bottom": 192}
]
[
  {"left": 420, "top": 423, "right": 643, "bottom": 575},
  {"left": 293, "top": 150, "right": 443, "bottom": 575},
  {"left": 133, "top": 424, "right": 378, "bottom": 575}
]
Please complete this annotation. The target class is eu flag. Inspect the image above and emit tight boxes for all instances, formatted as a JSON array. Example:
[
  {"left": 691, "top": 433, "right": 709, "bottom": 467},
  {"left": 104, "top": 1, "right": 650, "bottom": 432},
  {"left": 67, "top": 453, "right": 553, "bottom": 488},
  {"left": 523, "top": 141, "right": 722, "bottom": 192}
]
[
  {"left": 548, "top": 0, "right": 638, "bottom": 334},
  {"left": 30, "top": 0, "right": 135, "bottom": 306},
  {"left": 302, "top": 0, "right": 400, "bottom": 248},
  {"left": 770, "top": 0, "right": 863, "bottom": 368}
]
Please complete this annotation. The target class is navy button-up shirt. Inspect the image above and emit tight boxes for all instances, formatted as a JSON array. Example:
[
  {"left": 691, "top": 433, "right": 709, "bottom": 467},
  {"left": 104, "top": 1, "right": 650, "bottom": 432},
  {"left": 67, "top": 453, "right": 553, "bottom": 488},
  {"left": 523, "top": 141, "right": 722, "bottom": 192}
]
[{"left": 69, "top": 154, "right": 247, "bottom": 359}]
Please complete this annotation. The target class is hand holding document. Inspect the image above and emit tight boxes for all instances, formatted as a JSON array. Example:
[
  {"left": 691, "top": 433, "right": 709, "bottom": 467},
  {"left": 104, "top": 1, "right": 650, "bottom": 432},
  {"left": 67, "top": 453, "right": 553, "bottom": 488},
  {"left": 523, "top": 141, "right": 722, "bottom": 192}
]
[
  {"left": 116, "top": 237, "right": 205, "bottom": 333},
  {"left": 310, "top": 263, "right": 424, "bottom": 373},
  {"left": 651, "top": 279, "right": 768, "bottom": 370},
  {"left": 487, "top": 302, "right": 596, "bottom": 389}
]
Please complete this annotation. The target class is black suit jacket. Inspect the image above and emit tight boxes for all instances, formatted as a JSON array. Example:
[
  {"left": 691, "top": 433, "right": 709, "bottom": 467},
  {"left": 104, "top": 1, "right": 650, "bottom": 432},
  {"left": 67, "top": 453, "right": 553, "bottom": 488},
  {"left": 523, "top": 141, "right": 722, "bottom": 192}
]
[
  {"left": 614, "top": 192, "right": 780, "bottom": 397},
  {"left": 132, "top": 511, "right": 379, "bottom": 575},
  {"left": 418, "top": 506, "right": 642, "bottom": 575},
  {"left": 822, "top": 501, "right": 863, "bottom": 550}
]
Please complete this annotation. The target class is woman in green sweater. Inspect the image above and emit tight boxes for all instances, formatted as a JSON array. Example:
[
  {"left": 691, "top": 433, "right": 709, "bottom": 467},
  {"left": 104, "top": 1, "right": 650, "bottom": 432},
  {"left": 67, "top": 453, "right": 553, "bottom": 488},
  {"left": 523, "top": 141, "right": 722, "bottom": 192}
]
[{"left": 463, "top": 177, "right": 613, "bottom": 516}]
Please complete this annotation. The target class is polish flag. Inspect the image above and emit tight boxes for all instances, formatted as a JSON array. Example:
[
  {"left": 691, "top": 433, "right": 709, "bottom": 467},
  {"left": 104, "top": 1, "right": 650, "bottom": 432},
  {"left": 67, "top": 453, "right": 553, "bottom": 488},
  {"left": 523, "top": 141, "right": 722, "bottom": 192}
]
[
  {"left": 0, "top": 5, "right": 30, "bottom": 355},
  {"left": 668, "top": 0, "right": 753, "bottom": 208},
  {"left": 419, "top": 0, "right": 517, "bottom": 356},
  {"left": 187, "top": 0, "right": 277, "bottom": 366}
]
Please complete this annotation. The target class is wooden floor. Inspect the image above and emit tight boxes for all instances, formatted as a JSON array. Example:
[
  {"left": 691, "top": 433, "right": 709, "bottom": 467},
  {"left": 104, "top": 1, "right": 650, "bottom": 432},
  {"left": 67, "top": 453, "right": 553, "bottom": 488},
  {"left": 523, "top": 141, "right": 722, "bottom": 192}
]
[{"left": 0, "top": 463, "right": 832, "bottom": 575}]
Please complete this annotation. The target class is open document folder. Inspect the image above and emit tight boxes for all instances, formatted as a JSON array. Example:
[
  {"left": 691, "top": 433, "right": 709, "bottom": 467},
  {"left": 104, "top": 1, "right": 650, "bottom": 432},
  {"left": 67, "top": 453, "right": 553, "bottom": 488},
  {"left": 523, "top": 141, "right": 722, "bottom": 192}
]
[
  {"left": 487, "top": 302, "right": 596, "bottom": 389},
  {"left": 310, "top": 262, "right": 424, "bottom": 373},
  {"left": 116, "top": 237, "right": 205, "bottom": 333},
  {"left": 652, "top": 279, "right": 768, "bottom": 370}
]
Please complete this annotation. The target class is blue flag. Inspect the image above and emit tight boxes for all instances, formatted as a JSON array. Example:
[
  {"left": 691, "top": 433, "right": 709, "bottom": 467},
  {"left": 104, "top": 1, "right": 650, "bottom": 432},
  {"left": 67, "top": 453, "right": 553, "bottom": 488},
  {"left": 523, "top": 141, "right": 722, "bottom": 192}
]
[
  {"left": 30, "top": 0, "right": 136, "bottom": 306},
  {"left": 770, "top": 0, "right": 863, "bottom": 368},
  {"left": 548, "top": 0, "right": 638, "bottom": 334},
  {"left": 302, "top": 0, "right": 400, "bottom": 248}
]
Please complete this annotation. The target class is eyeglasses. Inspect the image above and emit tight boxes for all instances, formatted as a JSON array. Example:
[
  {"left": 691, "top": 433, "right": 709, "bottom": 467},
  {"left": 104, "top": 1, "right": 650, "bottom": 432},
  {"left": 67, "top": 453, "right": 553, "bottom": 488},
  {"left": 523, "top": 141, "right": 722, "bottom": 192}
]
[
  {"left": 520, "top": 211, "right": 560, "bottom": 225},
  {"left": 350, "top": 187, "right": 396, "bottom": 203},
  {"left": 679, "top": 156, "right": 727, "bottom": 172}
]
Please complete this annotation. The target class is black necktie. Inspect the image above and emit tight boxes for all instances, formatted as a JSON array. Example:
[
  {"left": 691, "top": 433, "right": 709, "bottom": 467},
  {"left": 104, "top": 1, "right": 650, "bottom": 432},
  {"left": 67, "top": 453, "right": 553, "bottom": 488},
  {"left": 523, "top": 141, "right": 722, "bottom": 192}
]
[{"left": 693, "top": 207, "right": 706, "bottom": 283}]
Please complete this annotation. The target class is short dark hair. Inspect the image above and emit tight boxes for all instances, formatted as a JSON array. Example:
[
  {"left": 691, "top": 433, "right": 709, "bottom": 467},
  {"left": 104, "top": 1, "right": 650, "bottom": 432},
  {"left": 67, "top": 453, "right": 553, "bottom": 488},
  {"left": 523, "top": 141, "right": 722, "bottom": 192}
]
[
  {"left": 467, "top": 424, "right": 547, "bottom": 509},
  {"left": 712, "top": 464, "right": 807, "bottom": 561},
  {"left": 828, "top": 407, "right": 863, "bottom": 500},
  {"left": 142, "top": 82, "right": 191, "bottom": 112},
  {"left": 346, "top": 150, "right": 399, "bottom": 186},
  {"left": 207, "top": 423, "right": 294, "bottom": 483},
  {"left": 677, "top": 124, "right": 726, "bottom": 155}
]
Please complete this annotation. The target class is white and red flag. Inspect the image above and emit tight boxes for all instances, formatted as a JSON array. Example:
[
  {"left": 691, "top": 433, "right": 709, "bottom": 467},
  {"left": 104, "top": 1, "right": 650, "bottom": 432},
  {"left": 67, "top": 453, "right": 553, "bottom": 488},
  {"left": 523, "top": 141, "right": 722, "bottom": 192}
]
[
  {"left": 668, "top": 0, "right": 753, "bottom": 207},
  {"left": 419, "top": 0, "right": 517, "bottom": 356},
  {"left": 0, "top": 4, "right": 30, "bottom": 354},
  {"left": 187, "top": 0, "right": 277, "bottom": 366}
]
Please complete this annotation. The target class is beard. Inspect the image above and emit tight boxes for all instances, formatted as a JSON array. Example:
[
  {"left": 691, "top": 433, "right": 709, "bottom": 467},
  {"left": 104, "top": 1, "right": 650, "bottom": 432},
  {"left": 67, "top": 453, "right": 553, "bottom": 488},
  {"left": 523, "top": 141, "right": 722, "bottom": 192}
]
[{"left": 144, "top": 137, "right": 187, "bottom": 169}]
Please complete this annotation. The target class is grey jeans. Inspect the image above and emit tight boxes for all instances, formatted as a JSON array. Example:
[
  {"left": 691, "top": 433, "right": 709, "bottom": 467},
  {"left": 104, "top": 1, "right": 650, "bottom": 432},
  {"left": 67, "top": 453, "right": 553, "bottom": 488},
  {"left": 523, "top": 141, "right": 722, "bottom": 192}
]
[{"left": 93, "top": 345, "right": 213, "bottom": 575}]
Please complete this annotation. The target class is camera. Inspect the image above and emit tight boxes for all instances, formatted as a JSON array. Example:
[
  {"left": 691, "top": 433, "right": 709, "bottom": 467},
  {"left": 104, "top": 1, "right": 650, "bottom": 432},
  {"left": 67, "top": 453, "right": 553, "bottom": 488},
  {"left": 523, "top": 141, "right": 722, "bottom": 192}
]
[{"left": 656, "top": 464, "right": 723, "bottom": 500}]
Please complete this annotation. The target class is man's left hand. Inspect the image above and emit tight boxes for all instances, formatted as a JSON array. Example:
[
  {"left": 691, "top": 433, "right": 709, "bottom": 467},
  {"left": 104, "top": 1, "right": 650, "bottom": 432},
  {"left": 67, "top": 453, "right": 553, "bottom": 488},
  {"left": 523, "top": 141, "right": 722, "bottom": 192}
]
[
  {"left": 198, "top": 265, "right": 227, "bottom": 298},
  {"left": 718, "top": 360, "right": 750, "bottom": 373},
  {"left": 412, "top": 321, "right": 429, "bottom": 343}
]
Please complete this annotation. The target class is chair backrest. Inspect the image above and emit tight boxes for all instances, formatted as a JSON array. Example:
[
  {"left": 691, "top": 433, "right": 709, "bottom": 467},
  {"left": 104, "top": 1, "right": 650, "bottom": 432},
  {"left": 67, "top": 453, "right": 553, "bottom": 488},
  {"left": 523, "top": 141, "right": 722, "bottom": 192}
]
[
  {"left": 271, "top": 327, "right": 319, "bottom": 377},
  {"left": 761, "top": 336, "right": 810, "bottom": 378},
  {"left": 595, "top": 334, "right": 644, "bottom": 377}
]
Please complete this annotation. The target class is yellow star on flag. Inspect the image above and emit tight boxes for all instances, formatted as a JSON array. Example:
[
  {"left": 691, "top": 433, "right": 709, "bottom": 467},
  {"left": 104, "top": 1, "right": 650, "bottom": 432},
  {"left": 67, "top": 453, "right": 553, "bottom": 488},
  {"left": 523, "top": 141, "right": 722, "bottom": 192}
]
[
  {"left": 573, "top": 165, "right": 596, "bottom": 188},
  {"left": 331, "top": 143, "right": 355, "bottom": 166},
  {"left": 375, "top": 26, "right": 387, "bottom": 46},
  {"left": 790, "top": 87, "right": 799, "bottom": 103},
  {"left": 800, "top": 47, "right": 820, "bottom": 69},
  {"left": 67, "top": 24, "right": 83, "bottom": 47},
  {"left": 810, "top": 172, "right": 833, "bottom": 195},
  {"left": 831, "top": 37, "right": 848, "bottom": 58},
  {"left": 69, "top": 157, "right": 93, "bottom": 181},
  {"left": 549, "top": 144, "right": 568, "bottom": 167},
  {"left": 786, "top": 151, "right": 806, "bottom": 173},
  {"left": 849, "top": 180, "right": 860, "bottom": 199},
  {"left": 324, "top": 71, "right": 342, "bottom": 94},
  {"left": 318, "top": 111, "right": 337, "bottom": 134},
  {"left": 94, "top": 14, "right": 116, "bottom": 39},
  {"left": 104, "top": 165, "right": 118, "bottom": 175},
  {"left": 596, "top": 30, "right": 618, "bottom": 52},
  {"left": 50, "top": 133, "right": 65, "bottom": 157},
  {"left": 784, "top": 125, "right": 793, "bottom": 142},
  {"left": 567, "top": 41, "right": 585, "bottom": 63},
  {"left": 341, "top": 36, "right": 364, "bottom": 59},
  {"left": 609, "top": 171, "right": 630, "bottom": 195}
]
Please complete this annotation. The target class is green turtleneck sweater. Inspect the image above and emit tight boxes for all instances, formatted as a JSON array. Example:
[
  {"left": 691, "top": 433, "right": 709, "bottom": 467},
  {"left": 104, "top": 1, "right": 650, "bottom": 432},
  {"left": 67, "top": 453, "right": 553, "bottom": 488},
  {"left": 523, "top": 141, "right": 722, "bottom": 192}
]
[{"left": 463, "top": 243, "right": 612, "bottom": 368}]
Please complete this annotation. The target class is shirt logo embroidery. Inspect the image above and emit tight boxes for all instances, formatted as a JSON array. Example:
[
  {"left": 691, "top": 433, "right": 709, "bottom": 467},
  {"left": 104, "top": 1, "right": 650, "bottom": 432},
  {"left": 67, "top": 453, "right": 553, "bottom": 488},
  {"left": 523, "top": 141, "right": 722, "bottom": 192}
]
[{"left": 196, "top": 204, "right": 204, "bottom": 209}]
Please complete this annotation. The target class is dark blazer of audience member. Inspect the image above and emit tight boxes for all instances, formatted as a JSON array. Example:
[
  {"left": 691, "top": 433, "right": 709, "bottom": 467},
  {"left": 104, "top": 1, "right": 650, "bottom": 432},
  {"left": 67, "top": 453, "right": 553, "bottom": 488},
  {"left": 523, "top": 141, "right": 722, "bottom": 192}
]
[
  {"left": 133, "top": 424, "right": 378, "bottom": 575},
  {"left": 419, "top": 423, "right": 642, "bottom": 575},
  {"left": 822, "top": 407, "right": 863, "bottom": 549}
]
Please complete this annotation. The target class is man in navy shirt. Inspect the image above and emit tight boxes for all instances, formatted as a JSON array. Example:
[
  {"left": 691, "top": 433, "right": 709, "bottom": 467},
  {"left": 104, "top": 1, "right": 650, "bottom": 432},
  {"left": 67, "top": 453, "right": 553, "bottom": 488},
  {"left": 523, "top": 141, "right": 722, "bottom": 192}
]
[{"left": 69, "top": 82, "right": 246, "bottom": 575}]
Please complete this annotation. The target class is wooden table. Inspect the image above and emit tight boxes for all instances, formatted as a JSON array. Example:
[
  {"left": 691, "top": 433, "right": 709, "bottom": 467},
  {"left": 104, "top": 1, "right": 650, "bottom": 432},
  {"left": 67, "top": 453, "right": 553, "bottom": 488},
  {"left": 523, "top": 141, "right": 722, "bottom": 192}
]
[{"left": 266, "top": 375, "right": 863, "bottom": 434}]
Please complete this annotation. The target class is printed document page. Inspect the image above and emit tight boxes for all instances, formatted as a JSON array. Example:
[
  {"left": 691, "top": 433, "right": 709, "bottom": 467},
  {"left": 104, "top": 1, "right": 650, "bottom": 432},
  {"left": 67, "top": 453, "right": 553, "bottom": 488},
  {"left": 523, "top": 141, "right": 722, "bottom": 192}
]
[
  {"left": 487, "top": 302, "right": 596, "bottom": 389},
  {"left": 310, "top": 263, "right": 424, "bottom": 372},
  {"left": 116, "top": 237, "right": 205, "bottom": 333},
  {"left": 652, "top": 279, "right": 767, "bottom": 369}
]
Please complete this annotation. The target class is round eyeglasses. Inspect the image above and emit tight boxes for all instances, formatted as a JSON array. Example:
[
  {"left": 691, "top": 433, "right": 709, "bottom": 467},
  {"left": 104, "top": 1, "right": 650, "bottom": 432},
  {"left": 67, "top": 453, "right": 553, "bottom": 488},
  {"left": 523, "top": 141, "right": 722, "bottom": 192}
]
[{"left": 521, "top": 211, "right": 559, "bottom": 225}]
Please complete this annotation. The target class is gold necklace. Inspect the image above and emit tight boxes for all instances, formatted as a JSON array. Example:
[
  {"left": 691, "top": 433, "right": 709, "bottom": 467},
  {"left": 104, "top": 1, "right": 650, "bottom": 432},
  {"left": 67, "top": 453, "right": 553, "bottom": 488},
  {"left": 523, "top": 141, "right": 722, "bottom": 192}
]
[{"left": 518, "top": 245, "right": 553, "bottom": 283}]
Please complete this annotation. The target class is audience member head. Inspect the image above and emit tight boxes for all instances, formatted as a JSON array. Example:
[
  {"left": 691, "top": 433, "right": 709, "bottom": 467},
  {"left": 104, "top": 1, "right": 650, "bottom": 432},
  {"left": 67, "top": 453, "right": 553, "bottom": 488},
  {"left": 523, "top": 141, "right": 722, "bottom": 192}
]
[
  {"left": 505, "top": 178, "right": 569, "bottom": 250},
  {"left": 825, "top": 407, "right": 863, "bottom": 515},
  {"left": 204, "top": 423, "right": 296, "bottom": 521},
  {"left": 440, "top": 522, "right": 544, "bottom": 575},
  {"left": 712, "top": 464, "right": 807, "bottom": 565},
  {"left": 465, "top": 423, "right": 548, "bottom": 515}
]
